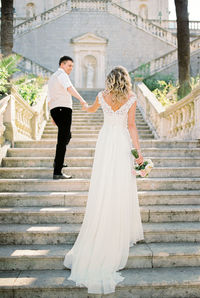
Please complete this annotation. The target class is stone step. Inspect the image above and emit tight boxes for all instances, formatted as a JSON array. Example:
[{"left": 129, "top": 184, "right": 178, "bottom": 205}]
[
  {"left": 46, "top": 124, "right": 150, "bottom": 130},
  {"left": 0, "top": 242, "right": 199, "bottom": 271},
  {"left": 71, "top": 113, "right": 142, "bottom": 118},
  {"left": 41, "top": 133, "right": 100, "bottom": 139},
  {"left": 7, "top": 148, "right": 95, "bottom": 157},
  {"left": 71, "top": 115, "right": 149, "bottom": 120},
  {"left": 15, "top": 139, "right": 96, "bottom": 148},
  {"left": 41, "top": 132, "right": 154, "bottom": 139},
  {"left": 1, "top": 267, "right": 200, "bottom": 297},
  {"left": 0, "top": 190, "right": 199, "bottom": 207},
  {"left": 48, "top": 113, "right": 143, "bottom": 119},
  {"left": 7, "top": 147, "right": 200, "bottom": 158},
  {"left": 0, "top": 222, "right": 200, "bottom": 244},
  {"left": 69, "top": 120, "right": 146, "bottom": 125},
  {"left": 0, "top": 178, "right": 200, "bottom": 192},
  {"left": 48, "top": 120, "right": 148, "bottom": 125},
  {"left": 43, "top": 128, "right": 152, "bottom": 135},
  {"left": 2, "top": 156, "right": 200, "bottom": 167},
  {"left": 71, "top": 108, "right": 141, "bottom": 113},
  {"left": 44, "top": 129, "right": 101, "bottom": 134},
  {"left": 0, "top": 167, "right": 200, "bottom": 179},
  {"left": 14, "top": 139, "right": 200, "bottom": 149},
  {"left": 48, "top": 118, "right": 147, "bottom": 124},
  {"left": 70, "top": 116, "right": 144, "bottom": 120},
  {"left": 0, "top": 205, "right": 199, "bottom": 224},
  {"left": 69, "top": 118, "right": 146, "bottom": 122}
]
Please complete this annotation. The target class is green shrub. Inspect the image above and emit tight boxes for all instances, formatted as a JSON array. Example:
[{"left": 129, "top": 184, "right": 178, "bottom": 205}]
[
  {"left": 0, "top": 54, "right": 21, "bottom": 98},
  {"left": 143, "top": 73, "right": 176, "bottom": 91},
  {"left": 152, "top": 80, "right": 177, "bottom": 107},
  {"left": 0, "top": 67, "right": 9, "bottom": 96},
  {"left": 146, "top": 75, "right": 199, "bottom": 107},
  {"left": 191, "top": 75, "right": 200, "bottom": 89},
  {"left": 14, "top": 75, "right": 46, "bottom": 106}
]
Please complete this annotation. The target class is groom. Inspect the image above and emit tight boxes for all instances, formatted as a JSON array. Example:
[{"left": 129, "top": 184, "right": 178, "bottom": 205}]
[{"left": 48, "top": 56, "right": 88, "bottom": 179}]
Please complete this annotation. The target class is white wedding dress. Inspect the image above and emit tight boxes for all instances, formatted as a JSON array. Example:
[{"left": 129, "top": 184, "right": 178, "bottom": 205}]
[{"left": 63, "top": 91, "right": 144, "bottom": 294}]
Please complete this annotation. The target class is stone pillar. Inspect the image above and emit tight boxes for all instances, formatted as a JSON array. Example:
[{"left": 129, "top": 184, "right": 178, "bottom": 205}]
[
  {"left": 194, "top": 93, "right": 200, "bottom": 139},
  {"left": 3, "top": 95, "right": 17, "bottom": 147}
]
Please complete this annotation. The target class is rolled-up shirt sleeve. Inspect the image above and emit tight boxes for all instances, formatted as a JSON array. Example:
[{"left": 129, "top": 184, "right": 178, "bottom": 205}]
[{"left": 57, "top": 72, "right": 73, "bottom": 89}]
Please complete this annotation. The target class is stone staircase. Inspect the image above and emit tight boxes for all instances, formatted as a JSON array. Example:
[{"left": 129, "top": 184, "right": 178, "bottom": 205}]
[
  {"left": 0, "top": 97, "right": 200, "bottom": 297},
  {"left": 14, "top": 0, "right": 177, "bottom": 47},
  {"left": 131, "top": 37, "right": 200, "bottom": 78}
]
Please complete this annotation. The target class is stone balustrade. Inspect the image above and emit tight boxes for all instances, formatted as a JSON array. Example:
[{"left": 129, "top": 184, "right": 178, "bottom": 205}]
[
  {"left": 109, "top": 3, "right": 177, "bottom": 46},
  {"left": 14, "top": 1, "right": 70, "bottom": 36},
  {"left": 0, "top": 85, "right": 49, "bottom": 148},
  {"left": 151, "top": 20, "right": 200, "bottom": 32},
  {"left": 132, "top": 37, "right": 200, "bottom": 77},
  {"left": 134, "top": 81, "right": 200, "bottom": 140},
  {"left": 71, "top": 0, "right": 109, "bottom": 11},
  {"left": 15, "top": 53, "right": 53, "bottom": 77}
]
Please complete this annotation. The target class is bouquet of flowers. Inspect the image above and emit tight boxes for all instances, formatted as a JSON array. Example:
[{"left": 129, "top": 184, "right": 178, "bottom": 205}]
[{"left": 131, "top": 149, "right": 154, "bottom": 178}]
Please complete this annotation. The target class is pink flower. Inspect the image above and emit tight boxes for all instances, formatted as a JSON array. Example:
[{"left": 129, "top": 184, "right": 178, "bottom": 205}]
[{"left": 140, "top": 170, "right": 146, "bottom": 177}]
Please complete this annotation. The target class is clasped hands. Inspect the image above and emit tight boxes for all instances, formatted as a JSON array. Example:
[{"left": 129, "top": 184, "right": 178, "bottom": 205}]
[{"left": 81, "top": 100, "right": 89, "bottom": 111}]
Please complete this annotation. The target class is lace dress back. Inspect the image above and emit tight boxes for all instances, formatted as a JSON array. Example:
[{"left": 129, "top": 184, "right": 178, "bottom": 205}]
[{"left": 63, "top": 91, "right": 144, "bottom": 294}]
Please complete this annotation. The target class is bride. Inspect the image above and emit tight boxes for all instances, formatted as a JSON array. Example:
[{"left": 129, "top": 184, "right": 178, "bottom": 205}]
[{"left": 63, "top": 66, "right": 144, "bottom": 294}]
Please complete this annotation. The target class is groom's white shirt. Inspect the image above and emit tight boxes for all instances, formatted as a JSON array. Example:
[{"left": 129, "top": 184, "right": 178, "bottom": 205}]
[{"left": 48, "top": 67, "right": 73, "bottom": 110}]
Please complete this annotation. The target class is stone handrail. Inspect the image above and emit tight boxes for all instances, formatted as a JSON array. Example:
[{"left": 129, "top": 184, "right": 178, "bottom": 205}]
[
  {"left": 150, "top": 19, "right": 200, "bottom": 32},
  {"left": 134, "top": 82, "right": 200, "bottom": 140},
  {"left": 131, "top": 37, "right": 200, "bottom": 77},
  {"left": 1, "top": 85, "right": 49, "bottom": 146},
  {"left": 14, "top": 52, "right": 53, "bottom": 77},
  {"left": 109, "top": 2, "right": 177, "bottom": 46},
  {"left": 14, "top": 1, "right": 70, "bottom": 36},
  {"left": 71, "top": 0, "right": 109, "bottom": 11},
  {"left": 13, "top": 0, "right": 177, "bottom": 47}
]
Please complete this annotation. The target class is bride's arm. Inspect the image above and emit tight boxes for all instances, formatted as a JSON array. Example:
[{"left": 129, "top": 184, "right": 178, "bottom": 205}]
[
  {"left": 128, "top": 102, "right": 144, "bottom": 165},
  {"left": 83, "top": 96, "right": 100, "bottom": 113}
]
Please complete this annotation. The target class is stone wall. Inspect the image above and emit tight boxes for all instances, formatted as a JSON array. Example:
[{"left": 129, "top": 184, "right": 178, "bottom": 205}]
[{"left": 13, "top": 10, "right": 174, "bottom": 86}]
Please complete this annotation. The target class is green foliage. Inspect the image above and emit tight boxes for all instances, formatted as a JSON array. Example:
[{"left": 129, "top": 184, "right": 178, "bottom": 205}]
[
  {"left": 130, "top": 63, "right": 151, "bottom": 82},
  {"left": 0, "top": 54, "right": 46, "bottom": 104},
  {"left": 0, "top": 67, "right": 9, "bottom": 96},
  {"left": 0, "top": 54, "right": 21, "bottom": 98},
  {"left": 135, "top": 161, "right": 148, "bottom": 170},
  {"left": 145, "top": 74, "right": 199, "bottom": 107},
  {"left": 191, "top": 75, "right": 200, "bottom": 89},
  {"left": 143, "top": 73, "right": 176, "bottom": 91},
  {"left": 131, "top": 149, "right": 139, "bottom": 159},
  {"left": 0, "top": 54, "right": 21, "bottom": 76},
  {"left": 14, "top": 75, "right": 46, "bottom": 106},
  {"left": 152, "top": 80, "right": 177, "bottom": 107}
]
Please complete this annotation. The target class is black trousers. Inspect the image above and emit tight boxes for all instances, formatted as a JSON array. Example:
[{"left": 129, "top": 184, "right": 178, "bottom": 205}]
[{"left": 50, "top": 106, "right": 72, "bottom": 175}]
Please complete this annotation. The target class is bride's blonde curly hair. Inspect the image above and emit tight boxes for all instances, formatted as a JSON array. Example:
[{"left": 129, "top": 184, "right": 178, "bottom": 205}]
[{"left": 104, "top": 66, "right": 132, "bottom": 104}]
